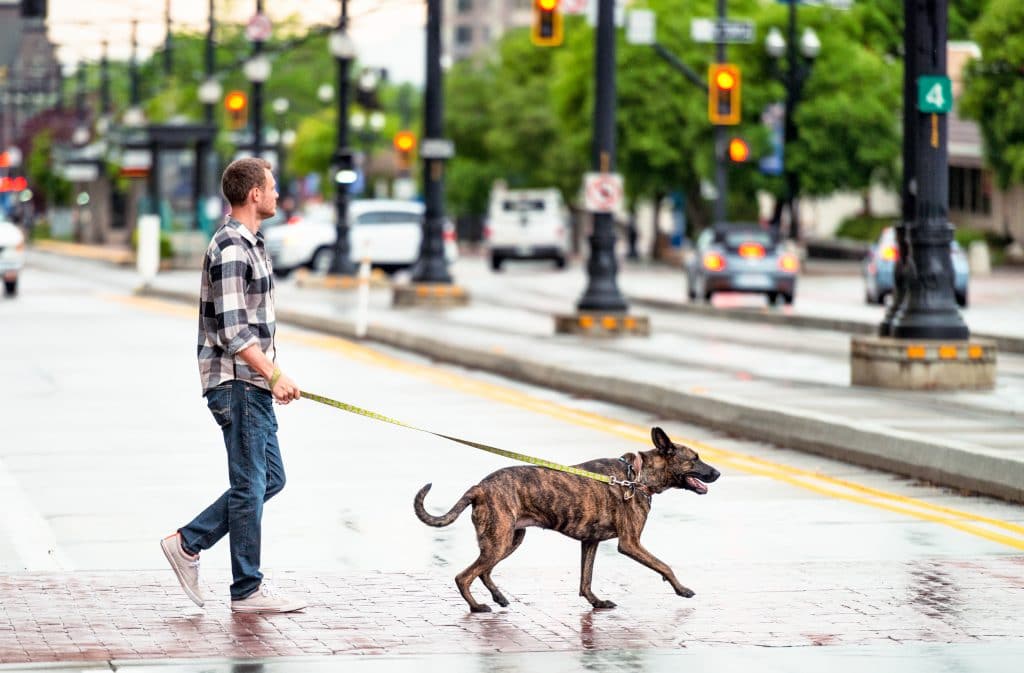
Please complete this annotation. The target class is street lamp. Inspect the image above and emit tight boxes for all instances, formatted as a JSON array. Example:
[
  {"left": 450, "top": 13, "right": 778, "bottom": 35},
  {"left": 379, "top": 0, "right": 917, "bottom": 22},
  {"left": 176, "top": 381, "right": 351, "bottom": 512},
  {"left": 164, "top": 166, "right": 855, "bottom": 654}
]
[
  {"left": 327, "top": 0, "right": 357, "bottom": 275},
  {"left": 765, "top": 5, "right": 820, "bottom": 241},
  {"left": 317, "top": 83, "right": 334, "bottom": 104},
  {"left": 243, "top": 54, "right": 271, "bottom": 159},
  {"left": 198, "top": 78, "right": 222, "bottom": 108}
]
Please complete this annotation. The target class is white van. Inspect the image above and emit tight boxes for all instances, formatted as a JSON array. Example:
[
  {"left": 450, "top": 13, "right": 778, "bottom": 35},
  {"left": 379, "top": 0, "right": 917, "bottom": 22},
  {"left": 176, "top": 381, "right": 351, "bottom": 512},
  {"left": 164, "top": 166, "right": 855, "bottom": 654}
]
[{"left": 484, "top": 187, "right": 569, "bottom": 271}]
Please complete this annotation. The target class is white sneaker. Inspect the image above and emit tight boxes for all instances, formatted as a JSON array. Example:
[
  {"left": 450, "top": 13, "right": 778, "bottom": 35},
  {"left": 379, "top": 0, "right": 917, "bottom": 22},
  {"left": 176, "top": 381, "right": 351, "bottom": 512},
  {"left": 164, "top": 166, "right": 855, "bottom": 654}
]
[
  {"left": 160, "top": 533, "right": 204, "bottom": 607},
  {"left": 231, "top": 582, "right": 307, "bottom": 614}
]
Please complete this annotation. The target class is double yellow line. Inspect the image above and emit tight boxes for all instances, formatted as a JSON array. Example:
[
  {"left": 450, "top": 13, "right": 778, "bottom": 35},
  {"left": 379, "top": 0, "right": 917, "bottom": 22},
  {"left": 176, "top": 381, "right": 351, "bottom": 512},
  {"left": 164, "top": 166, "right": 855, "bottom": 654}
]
[{"left": 113, "top": 293, "right": 1024, "bottom": 551}]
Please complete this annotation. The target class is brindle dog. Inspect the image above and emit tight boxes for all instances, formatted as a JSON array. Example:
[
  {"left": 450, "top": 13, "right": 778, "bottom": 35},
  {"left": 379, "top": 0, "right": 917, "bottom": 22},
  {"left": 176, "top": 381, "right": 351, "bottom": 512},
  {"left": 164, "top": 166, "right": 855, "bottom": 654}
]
[{"left": 414, "top": 426, "right": 721, "bottom": 612}]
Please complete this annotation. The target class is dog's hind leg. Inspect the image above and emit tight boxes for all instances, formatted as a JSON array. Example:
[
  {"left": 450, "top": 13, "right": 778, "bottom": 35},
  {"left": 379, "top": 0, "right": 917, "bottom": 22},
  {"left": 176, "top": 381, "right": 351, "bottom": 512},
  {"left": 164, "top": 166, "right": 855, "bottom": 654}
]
[
  {"left": 480, "top": 528, "right": 525, "bottom": 608},
  {"left": 617, "top": 537, "right": 694, "bottom": 598},
  {"left": 579, "top": 540, "right": 616, "bottom": 609}
]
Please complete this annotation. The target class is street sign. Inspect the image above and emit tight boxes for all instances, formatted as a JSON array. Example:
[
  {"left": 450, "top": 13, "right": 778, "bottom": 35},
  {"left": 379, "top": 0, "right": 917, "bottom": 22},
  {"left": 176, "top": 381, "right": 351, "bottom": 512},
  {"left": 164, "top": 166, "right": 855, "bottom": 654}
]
[
  {"left": 626, "top": 9, "right": 656, "bottom": 46},
  {"left": 584, "top": 172, "right": 624, "bottom": 213},
  {"left": 918, "top": 76, "right": 953, "bottom": 114},
  {"left": 691, "top": 18, "right": 756, "bottom": 44},
  {"left": 420, "top": 138, "right": 455, "bottom": 160},
  {"left": 245, "top": 13, "right": 272, "bottom": 42}
]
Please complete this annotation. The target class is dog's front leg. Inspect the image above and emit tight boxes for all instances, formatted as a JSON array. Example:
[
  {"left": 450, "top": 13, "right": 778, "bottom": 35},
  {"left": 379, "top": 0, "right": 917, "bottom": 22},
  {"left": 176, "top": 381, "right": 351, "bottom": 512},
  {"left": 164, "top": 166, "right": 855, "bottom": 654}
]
[
  {"left": 579, "top": 540, "right": 616, "bottom": 609},
  {"left": 617, "top": 537, "right": 695, "bottom": 598}
]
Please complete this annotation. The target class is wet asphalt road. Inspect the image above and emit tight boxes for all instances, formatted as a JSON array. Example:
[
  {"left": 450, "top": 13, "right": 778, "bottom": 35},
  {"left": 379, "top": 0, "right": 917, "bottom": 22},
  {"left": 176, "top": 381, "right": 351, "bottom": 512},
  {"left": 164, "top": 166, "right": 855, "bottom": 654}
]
[{"left": 1, "top": 260, "right": 1022, "bottom": 670}]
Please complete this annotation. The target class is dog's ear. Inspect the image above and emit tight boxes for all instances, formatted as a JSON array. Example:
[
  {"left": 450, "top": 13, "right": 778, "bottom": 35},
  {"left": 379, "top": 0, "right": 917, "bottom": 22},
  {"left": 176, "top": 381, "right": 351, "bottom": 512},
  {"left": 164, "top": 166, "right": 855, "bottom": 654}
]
[{"left": 651, "top": 427, "right": 675, "bottom": 455}]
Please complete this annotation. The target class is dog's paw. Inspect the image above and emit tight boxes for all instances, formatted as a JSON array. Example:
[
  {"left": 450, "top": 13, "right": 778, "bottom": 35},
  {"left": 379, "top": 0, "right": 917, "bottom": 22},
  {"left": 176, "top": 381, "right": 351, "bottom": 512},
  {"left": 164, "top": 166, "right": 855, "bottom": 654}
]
[
  {"left": 494, "top": 596, "right": 509, "bottom": 608},
  {"left": 470, "top": 604, "right": 493, "bottom": 613},
  {"left": 676, "top": 587, "right": 695, "bottom": 598},
  {"left": 592, "top": 599, "right": 617, "bottom": 610}
]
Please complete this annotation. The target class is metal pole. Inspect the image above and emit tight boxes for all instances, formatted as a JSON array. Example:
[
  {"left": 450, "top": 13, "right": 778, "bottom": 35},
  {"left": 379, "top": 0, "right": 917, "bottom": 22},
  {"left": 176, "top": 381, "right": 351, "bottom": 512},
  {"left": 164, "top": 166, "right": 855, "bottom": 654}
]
[
  {"left": 329, "top": 0, "right": 356, "bottom": 274},
  {"left": 252, "top": 0, "right": 265, "bottom": 160},
  {"left": 204, "top": 0, "right": 215, "bottom": 126},
  {"left": 891, "top": 0, "right": 968, "bottom": 339},
  {"left": 577, "top": 0, "right": 627, "bottom": 312},
  {"left": 712, "top": 0, "right": 728, "bottom": 225},
  {"left": 784, "top": 0, "right": 800, "bottom": 240},
  {"left": 412, "top": 0, "right": 453, "bottom": 283},
  {"left": 130, "top": 20, "right": 140, "bottom": 107},
  {"left": 164, "top": 0, "right": 173, "bottom": 76},
  {"left": 880, "top": 0, "right": 917, "bottom": 336},
  {"left": 100, "top": 41, "right": 111, "bottom": 117}
]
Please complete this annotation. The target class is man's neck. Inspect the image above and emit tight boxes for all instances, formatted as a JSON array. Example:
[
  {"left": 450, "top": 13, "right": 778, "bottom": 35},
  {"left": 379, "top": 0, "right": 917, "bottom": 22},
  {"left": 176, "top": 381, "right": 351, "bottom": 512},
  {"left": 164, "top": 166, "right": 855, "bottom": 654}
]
[{"left": 229, "top": 207, "right": 261, "bottom": 235}]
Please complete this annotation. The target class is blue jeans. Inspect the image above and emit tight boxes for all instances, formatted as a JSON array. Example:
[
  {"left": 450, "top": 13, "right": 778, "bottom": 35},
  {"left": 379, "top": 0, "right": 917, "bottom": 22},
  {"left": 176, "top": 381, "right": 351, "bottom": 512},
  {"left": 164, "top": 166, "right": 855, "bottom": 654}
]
[{"left": 179, "top": 380, "right": 286, "bottom": 600}]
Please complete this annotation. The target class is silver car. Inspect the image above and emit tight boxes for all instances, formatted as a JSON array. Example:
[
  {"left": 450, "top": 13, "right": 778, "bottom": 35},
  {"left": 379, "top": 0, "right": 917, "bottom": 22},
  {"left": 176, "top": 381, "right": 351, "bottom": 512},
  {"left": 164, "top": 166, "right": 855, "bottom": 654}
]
[{"left": 685, "top": 223, "right": 799, "bottom": 305}]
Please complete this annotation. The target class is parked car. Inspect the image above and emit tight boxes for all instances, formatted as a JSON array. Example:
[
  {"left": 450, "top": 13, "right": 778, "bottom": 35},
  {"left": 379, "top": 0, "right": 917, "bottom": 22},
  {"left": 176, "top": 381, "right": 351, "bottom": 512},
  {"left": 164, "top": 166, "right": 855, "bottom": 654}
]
[
  {"left": 264, "top": 200, "right": 457, "bottom": 276},
  {"left": 862, "top": 226, "right": 969, "bottom": 307},
  {"left": 484, "top": 187, "right": 569, "bottom": 271},
  {"left": 0, "top": 219, "right": 26, "bottom": 297},
  {"left": 685, "top": 223, "right": 799, "bottom": 305}
]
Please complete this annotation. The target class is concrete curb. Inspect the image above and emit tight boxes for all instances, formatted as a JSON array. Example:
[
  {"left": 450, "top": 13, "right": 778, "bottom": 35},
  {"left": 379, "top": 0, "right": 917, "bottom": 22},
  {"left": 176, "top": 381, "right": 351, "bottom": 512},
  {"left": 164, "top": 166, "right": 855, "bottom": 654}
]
[
  {"left": 629, "top": 294, "right": 1024, "bottom": 355},
  {"left": 140, "top": 286, "right": 1024, "bottom": 503}
]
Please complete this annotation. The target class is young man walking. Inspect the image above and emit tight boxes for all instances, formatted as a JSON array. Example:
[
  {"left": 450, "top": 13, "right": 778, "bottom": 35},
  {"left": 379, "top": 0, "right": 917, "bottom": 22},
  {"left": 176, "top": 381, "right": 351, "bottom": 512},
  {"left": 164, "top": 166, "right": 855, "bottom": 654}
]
[{"left": 161, "top": 157, "right": 306, "bottom": 613}]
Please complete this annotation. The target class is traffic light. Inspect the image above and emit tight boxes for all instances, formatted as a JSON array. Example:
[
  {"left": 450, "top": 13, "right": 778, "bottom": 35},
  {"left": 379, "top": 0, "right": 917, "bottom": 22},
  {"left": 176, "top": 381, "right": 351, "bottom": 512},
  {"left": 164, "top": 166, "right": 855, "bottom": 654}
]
[
  {"left": 393, "top": 130, "right": 416, "bottom": 172},
  {"left": 727, "top": 137, "right": 750, "bottom": 163},
  {"left": 531, "top": 0, "right": 563, "bottom": 47},
  {"left": 224, "top": 90, "right": 248, "bottom": 130},
  {"left": 708, "top": 63, "right": 741, "bottom": 126}
]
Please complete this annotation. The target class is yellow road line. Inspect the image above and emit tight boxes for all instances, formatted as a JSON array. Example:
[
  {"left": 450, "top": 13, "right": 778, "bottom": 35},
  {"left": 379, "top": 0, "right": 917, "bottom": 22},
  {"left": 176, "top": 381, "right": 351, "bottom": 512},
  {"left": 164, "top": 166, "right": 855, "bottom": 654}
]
[{"left": 109, "top": 293, "right": 1024, "bottom": 551}]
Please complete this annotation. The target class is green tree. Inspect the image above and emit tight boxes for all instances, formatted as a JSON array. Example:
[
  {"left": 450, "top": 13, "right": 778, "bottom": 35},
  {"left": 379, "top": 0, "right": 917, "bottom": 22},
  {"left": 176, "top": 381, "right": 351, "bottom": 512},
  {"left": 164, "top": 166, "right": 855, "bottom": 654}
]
[
  {"left": 26, "top": 130, "right": 72, "bottom": 208},
  {"left": 960, "top": 0, "right": 1024, "bottom": 188}
]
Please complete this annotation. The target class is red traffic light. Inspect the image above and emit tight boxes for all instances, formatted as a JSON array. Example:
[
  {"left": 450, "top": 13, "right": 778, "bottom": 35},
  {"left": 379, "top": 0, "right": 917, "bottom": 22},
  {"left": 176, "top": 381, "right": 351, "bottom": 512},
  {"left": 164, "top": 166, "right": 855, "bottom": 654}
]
[
  {"left": 708, "top": 64, "right": 742, "bottom": 125},
  {"left": 728, "top": 138, "right": 750, "bottom": 163},
  {"left": 715, "top": 70, "right": 737, "bottom": 91},
  {"left": 224, "top": 91, "right": 247, "bottom": 112},
  {"left": 393, "top": 130, "right": 416, "bottom": 153},
  {"left": 537, "top": 0, "right": 558, "bottom": 10}
]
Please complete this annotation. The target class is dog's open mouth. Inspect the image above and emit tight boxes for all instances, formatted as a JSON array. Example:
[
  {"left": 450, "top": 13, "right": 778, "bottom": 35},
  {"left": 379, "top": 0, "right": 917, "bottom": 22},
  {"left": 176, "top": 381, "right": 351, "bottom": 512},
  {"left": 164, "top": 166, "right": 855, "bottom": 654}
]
[{"left": 684, "top": 476, "right": 709, "bottom": 494}]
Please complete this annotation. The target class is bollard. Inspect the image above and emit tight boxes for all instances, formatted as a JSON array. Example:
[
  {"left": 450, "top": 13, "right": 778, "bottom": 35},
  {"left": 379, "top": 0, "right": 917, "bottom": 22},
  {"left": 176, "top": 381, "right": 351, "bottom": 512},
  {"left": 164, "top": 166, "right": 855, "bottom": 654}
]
[
  {"left": 355, "top": 256, "right": 371, "bottom": 338},
  {"left": 136, "top": 214, "right": 161, "bottom": 287}
]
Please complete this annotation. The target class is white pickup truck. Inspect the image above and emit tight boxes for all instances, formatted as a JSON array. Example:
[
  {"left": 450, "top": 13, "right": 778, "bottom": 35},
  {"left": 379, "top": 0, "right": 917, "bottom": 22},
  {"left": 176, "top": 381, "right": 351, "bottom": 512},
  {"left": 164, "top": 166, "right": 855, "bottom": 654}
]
[{"left": 0, "top": 219, "right": 26, "bottom": 297}]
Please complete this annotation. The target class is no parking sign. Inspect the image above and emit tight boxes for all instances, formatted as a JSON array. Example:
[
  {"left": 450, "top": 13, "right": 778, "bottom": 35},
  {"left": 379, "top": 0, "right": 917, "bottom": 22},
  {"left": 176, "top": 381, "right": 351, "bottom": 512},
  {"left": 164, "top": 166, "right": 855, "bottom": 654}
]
[{"left": 583, "top": 172, "right": 624, "bottom": 213}]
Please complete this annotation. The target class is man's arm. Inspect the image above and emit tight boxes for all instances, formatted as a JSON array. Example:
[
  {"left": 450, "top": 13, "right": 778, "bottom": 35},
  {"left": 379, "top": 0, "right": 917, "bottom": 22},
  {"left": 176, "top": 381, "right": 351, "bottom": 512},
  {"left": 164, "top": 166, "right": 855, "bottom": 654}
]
[{"left": 237, "top": 343, "right": 301, "bottom": 404}]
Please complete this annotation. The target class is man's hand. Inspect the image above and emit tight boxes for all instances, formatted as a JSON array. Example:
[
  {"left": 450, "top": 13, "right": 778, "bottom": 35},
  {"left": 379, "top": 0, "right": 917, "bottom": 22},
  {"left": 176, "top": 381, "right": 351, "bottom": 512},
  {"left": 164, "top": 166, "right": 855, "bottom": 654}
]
[{"left": 271, "top": 371, "right": 301, "bottom": 404}]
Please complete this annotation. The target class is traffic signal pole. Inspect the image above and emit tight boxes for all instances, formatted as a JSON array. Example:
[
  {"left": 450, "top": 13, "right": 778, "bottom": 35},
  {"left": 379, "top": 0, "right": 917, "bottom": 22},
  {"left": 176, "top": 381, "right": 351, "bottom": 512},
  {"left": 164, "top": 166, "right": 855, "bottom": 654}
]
[
  {"left": 576, "top": 0, "right": 628, "bottom": 312},
  {"left": 712, "top": 0, "right": 728, "bottom": 224},
  {"left": 889, "top": 0, "right": 968, "bottom": 339}
]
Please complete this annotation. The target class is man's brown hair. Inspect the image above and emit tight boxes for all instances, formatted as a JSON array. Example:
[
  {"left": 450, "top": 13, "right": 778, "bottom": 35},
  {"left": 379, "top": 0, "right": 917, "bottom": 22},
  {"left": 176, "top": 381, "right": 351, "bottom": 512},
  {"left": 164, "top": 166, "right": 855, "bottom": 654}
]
[{"left": 221, "top": 157, "right": 272, "bottom": 206}]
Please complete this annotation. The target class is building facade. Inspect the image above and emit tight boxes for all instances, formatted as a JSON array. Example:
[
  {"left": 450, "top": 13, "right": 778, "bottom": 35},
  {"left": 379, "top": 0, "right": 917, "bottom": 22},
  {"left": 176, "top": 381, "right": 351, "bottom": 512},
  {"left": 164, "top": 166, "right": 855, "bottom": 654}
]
[
  {"left": 0, "top": 1, "right": 61, "bottom": 152},
  {"left": 444, "top": 0, "right": 533, "bottom": 63}
]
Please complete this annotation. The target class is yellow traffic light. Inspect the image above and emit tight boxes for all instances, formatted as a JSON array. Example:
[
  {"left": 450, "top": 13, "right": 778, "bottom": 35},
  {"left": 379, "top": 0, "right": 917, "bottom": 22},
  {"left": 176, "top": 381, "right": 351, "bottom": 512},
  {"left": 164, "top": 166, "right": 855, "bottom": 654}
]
[
  {"left": 531, "top": 0, "right": 563, "bottom": 47},
  {"left": 727, "top": 137, "right": 750, "bottom": 163},
  {"left": 394, "top": 130, "right": 416, "bottom": 170},
  {"left": 224, "top": 90, "right": 248, "bottom": 130},
  {"left": 708, "top": 64, "right": 741, "bottom": 126}
]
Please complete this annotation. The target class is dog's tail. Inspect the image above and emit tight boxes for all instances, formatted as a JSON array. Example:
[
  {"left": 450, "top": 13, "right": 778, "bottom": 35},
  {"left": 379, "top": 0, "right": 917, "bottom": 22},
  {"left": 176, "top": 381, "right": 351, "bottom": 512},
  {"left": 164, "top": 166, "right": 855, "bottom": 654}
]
[{"left": 414, "top": 483, "right": 474, "bottom": 527}]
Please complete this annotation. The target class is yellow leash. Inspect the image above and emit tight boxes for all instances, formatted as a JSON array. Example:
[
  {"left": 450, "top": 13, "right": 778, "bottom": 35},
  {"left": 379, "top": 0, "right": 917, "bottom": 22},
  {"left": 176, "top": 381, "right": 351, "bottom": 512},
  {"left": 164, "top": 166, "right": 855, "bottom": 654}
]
[{"left": 300, "top": 391, "right": 621, "bottom": 486}]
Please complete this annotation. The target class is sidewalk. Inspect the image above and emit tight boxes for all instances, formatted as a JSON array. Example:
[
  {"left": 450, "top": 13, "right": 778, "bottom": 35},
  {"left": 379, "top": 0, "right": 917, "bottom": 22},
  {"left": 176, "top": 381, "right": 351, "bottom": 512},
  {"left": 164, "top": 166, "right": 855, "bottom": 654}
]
[{"left": 25, "top": 246, "right": 1024, "bottom": 503}]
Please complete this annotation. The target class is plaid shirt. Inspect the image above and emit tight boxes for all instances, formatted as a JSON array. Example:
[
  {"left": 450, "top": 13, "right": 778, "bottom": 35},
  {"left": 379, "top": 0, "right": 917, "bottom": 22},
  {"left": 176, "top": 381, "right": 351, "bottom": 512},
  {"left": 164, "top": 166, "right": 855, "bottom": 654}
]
[{"left": 197, "top": 217, "right": 277, "bottom": 394}]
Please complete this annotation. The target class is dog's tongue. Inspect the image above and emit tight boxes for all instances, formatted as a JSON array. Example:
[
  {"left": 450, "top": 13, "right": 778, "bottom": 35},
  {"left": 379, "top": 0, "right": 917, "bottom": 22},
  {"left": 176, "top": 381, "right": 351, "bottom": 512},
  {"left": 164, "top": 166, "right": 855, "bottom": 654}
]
[{"left": 686, "top": 476, "right": 709, "bottom": 494}]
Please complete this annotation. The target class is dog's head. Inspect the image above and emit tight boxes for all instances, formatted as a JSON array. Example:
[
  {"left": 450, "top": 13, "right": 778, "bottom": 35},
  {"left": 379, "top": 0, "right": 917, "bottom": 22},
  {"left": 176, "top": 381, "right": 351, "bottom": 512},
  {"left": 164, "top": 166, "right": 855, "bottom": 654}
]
[{"left": 650, "top": 426, "right": 721, "bottom": 495}]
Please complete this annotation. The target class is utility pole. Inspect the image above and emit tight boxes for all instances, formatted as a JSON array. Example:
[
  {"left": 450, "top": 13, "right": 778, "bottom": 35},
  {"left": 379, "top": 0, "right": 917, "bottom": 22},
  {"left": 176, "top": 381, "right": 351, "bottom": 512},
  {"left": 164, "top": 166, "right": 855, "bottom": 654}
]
[
  {"left": 411, "top": 0, "right": 453, "bottom": 284},
  {"left": 576, "top": 0, "right": 628, "bottom": 313},
  {"left": 204, "top": 0, "right": 216, "bottom": 125},
  {"left": 100, "top": 40, "right": 111, "bottom": 118},
  {"left": 783, "top": 0, "right": 800, "bottom": 238},
  {"left": 251, "top": 0, "right": 266, "bottom": 160},
  {"left": 890, "top": 0, "right": 968, "bottom": 339},
  {"left": 130, "top": 20, "right": 140, "bottom": 108},
  {"left": 712, "top": 0, "right": 728, "bottom": 224}
]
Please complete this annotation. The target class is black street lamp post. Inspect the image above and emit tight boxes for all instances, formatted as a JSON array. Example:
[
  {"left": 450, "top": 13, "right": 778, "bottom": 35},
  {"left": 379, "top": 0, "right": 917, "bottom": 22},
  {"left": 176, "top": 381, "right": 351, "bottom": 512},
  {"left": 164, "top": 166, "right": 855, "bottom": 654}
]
[
  {"left": 412, "top": 0, "right": 453, "bottom": 284},
  {"left": 328, "top": 0, "right": 357, "bottom": 275},
  {"left": 889, "top": 0, "right": 968, "bottom": 339},
  {"left": 765, "top": 3, "right": 820, "bottom": 240},
  {"left": 247, "top": 0, "right": 269, "bottom": 161},
  {"left": 576, "top": 0, "right": 627, "bottom": 312}
]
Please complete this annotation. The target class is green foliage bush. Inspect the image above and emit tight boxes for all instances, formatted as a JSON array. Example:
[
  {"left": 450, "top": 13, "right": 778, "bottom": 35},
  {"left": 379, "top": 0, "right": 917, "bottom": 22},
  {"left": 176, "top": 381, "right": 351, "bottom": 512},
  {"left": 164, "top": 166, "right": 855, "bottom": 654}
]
[{"left": 835, "top": 215, "right": 894, "bottom": 242}]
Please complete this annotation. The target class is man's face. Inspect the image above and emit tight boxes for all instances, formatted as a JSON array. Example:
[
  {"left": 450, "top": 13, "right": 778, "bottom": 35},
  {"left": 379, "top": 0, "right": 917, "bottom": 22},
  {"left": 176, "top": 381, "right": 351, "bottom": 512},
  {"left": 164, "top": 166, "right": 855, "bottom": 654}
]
[{"left": 254, "top": 169, "right": 278, "bottom": 221}]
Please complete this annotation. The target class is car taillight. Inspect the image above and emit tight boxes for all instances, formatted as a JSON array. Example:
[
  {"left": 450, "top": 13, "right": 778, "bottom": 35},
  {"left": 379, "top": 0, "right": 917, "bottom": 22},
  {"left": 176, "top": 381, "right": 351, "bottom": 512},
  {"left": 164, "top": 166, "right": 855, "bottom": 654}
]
[
  {"left": 443, "top": 228, "right": 456, "bottom": 242},
  {"left": 286, "top": 216, "right": 301, "bottom": 225},
  {"left": 737, "top": 242, "right": 765, "bottom": 259},
  {"left": 483, "top": 225, "right": 492, "bottom": 240},
  {"left": 778, "top": 253, "right": 799, "bottom": 273},
  {"left": 880, "top": 245, "right": 898, "bottom": 262},
  {"left": 703, "top": 252, "right": 726, "bottom": 272}
]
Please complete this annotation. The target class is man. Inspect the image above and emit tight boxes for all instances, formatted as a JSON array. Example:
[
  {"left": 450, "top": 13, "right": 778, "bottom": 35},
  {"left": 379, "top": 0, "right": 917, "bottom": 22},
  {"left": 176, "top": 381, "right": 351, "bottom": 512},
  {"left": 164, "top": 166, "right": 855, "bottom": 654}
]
[{"left": 161, "top": 157, "right": 306, "bottom": 614}]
